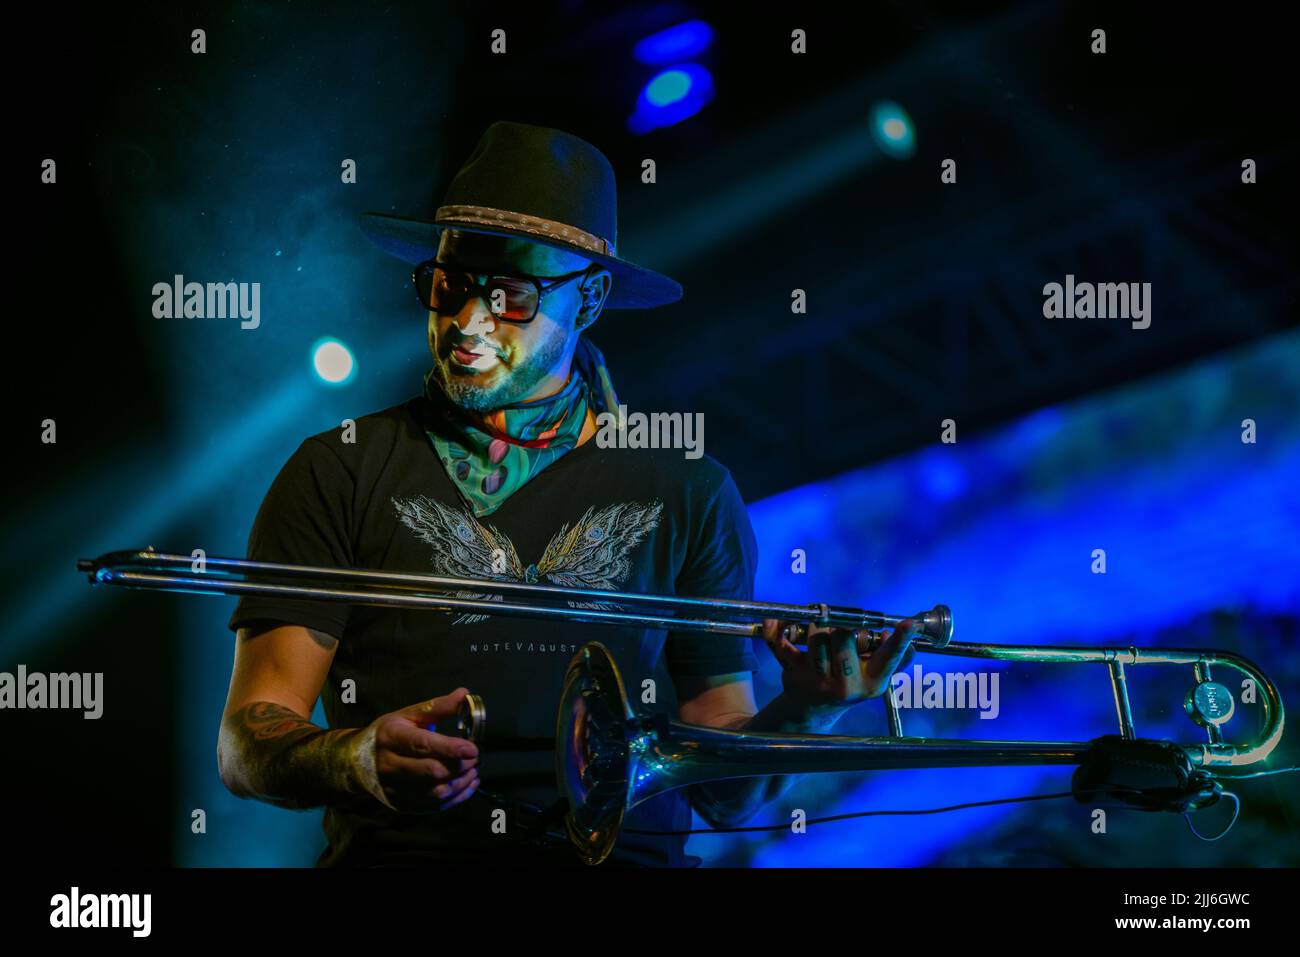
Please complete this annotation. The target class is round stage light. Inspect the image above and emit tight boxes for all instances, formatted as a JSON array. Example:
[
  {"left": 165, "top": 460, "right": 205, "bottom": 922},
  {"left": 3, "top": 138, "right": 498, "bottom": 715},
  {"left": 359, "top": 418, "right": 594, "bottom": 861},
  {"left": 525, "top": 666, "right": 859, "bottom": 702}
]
[
  {"left": 870, "top": 101, "right": 916, "bottom": 159},
  {"left": 312, "top": 337, "right": 356, "bottom": 386},
  {"left": 629, "top": 64, "right": 715, "bottom": 134},
  {"left": 634, "top": 20, "right": 714, "bottom": 65},
  {"left": 646, "top": 68, "right": 693, "bottom": 106}
]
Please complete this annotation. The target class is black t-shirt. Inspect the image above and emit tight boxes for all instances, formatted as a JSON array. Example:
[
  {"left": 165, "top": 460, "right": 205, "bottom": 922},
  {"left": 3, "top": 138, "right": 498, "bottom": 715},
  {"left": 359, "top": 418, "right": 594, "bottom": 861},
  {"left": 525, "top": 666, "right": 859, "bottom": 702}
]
[{"left": 227, "top": 394, "right": 759, "bottom": 867}]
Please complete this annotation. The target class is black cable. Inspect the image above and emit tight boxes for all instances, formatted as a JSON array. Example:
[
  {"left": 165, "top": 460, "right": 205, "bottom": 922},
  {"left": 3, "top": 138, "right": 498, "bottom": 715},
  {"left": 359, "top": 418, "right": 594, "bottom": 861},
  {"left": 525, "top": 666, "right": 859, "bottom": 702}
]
[
  {"left": 1184, "top": 791, "right": 1241, "bottom": 842},
  {"left": 1179, "top": 766, "right": 1298, "bottom": 841},
  {"left": 625, "top": 772, "right": 1293, "bottom": 837},
  {"left": 486, "top": 768, "right": 1299, "bottom": 840},
  {"left": 624, "top": 790, "right": 1079, "bottom": 835},
  {"left": 1216, "top": 765, "right": 1300, "bottom": 779}
]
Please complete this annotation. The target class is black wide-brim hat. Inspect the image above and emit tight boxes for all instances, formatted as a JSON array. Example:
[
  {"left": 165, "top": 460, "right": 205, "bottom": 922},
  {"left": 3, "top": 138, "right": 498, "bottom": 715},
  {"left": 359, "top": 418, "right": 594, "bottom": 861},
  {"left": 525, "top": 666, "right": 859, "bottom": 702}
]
[{"left": 359, "top": 121, "right": 682, "bottom": 310}]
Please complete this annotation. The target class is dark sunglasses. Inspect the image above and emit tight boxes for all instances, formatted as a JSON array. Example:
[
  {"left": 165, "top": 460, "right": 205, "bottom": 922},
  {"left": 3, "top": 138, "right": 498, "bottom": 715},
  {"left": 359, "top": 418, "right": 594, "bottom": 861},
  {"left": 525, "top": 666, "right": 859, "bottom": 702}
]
[{"left": 412, "top": 259, "right": 593, "bottom": 323}]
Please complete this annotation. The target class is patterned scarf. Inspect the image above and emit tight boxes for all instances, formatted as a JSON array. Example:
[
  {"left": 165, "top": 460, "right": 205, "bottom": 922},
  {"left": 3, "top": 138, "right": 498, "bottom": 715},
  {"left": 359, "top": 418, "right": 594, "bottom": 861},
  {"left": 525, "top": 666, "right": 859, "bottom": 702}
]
[{"left": 422, "top": 336, "right": 619, "bottom": 517}]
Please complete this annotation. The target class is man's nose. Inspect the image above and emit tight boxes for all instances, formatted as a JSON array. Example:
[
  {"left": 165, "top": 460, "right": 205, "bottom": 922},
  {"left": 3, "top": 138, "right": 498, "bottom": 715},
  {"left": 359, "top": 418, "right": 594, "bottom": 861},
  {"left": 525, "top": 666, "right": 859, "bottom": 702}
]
[{"left": 451, "top": 296, "right": 498, "bottom": 336}]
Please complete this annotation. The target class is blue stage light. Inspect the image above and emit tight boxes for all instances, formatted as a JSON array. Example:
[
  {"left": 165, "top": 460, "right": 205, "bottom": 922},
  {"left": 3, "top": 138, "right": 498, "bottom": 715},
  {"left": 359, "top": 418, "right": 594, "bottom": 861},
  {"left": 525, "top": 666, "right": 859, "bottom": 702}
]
[
  {"left": 645, "top": 68, "right": 692, "bottom": 106},
  {"left": 312, "top": 337, "right": 356, "bottom": 385},
  {"left": 629, "top": 64, "right": 714, "bottom": 134},
  {"left": 633, "top": 19, "right": 714, "bottom": 65},
  {"left": 719, "top": 332, "right": 1300, "bottom": 866},
  {"left": 870, "top": 101, "right": 916, "bottom": 159}
]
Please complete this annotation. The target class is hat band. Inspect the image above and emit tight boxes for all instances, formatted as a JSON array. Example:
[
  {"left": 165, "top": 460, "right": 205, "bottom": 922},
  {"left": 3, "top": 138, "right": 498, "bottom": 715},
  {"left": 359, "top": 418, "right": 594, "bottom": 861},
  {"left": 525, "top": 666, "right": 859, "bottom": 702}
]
[{"left": 436, "top": 204, "right": 615, "bottom": 257}]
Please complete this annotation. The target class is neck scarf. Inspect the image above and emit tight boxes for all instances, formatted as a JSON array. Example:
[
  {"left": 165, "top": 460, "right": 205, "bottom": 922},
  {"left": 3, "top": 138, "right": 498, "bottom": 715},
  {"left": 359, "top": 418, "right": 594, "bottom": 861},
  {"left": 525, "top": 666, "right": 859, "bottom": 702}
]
[{"left": 422, "top": 336, "right": 620, "bottom": 517}]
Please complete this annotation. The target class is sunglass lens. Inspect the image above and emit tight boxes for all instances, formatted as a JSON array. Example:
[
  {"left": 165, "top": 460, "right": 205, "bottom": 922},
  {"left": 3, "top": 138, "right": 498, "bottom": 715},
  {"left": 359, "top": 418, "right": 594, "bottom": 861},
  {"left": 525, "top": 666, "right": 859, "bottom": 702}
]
[
  {"left": 487, "top": 278, "right": 537, "bottom": 321},
  {"left": 414, "top": 264, "right": 538, "bottom": 321},
  {"left": 415, "top": 265, "right": 465, "bottom": 311}
]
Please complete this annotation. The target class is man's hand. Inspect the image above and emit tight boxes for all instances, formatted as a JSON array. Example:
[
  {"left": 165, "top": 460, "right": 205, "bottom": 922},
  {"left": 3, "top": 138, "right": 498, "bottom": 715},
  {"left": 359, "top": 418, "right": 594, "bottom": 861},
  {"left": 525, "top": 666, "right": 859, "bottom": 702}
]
[
  {"left": 759, "top": 619, "right": 920, "bottom": 713},
  {"left": 358, "top": 688, "right": 481, "bottom": 814}
]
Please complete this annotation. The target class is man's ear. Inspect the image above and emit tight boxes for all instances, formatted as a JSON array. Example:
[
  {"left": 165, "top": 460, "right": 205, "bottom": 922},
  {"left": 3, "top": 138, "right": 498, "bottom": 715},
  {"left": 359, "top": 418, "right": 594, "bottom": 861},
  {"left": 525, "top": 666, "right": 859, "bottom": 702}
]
[{"left": 575, "top": 267, "right": 612, "bottom": 332}]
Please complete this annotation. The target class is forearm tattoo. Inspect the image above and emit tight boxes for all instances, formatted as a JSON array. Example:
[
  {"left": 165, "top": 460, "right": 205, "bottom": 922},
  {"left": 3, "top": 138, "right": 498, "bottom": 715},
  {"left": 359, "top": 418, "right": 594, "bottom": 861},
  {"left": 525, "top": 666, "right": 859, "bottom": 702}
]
[{"left": 219, "top": 701, "right": 367, "bottom": 810}]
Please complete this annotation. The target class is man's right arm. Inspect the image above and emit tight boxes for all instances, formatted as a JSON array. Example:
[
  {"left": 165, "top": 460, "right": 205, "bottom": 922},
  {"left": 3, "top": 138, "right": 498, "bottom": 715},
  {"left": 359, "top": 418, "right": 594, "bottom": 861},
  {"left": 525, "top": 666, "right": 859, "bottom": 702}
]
[
  {"left": 217, "top": 623, "right": 374, "bottom": 809},
  {"left": 217, "top": 623, "right": 480, "bottom": 812}
]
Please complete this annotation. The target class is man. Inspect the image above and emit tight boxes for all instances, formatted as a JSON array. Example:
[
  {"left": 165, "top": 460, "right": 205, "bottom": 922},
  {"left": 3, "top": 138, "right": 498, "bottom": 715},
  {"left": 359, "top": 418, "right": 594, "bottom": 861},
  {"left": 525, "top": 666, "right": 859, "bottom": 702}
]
[{"left": 218, "top": 121, "right": 918, "bottom": 867}]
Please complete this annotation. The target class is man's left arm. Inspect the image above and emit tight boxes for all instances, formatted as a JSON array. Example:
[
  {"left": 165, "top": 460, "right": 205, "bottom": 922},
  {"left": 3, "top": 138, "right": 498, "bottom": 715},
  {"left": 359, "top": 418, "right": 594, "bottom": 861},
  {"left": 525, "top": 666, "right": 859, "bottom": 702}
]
[
  {"left": 676, "top": 671, "right": 829, "bottom": 826},
  {"left": 666, "top": 465, "right": 918, "bottom": 828},
  {"left": 678, "top": 619, "right": 918, "bottom": 829}
]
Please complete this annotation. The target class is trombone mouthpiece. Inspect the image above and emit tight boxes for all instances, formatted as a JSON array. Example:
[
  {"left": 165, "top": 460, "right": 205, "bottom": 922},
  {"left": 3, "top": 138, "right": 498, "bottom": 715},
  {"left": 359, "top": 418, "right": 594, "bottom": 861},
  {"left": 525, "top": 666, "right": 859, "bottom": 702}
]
[
  {"left": 921, "top": 605, "right": 953, "bottom": 648},
  {"left": 439, "top": 693, "right": 486, "bottom": 744}
]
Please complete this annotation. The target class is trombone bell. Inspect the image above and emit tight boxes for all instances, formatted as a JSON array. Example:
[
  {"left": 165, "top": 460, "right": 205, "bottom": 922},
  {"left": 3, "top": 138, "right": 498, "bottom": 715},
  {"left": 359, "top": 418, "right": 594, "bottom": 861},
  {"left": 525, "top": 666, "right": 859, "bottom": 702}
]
[{"left": 554, "top": 642, "right": 1285, "bottom": 865}]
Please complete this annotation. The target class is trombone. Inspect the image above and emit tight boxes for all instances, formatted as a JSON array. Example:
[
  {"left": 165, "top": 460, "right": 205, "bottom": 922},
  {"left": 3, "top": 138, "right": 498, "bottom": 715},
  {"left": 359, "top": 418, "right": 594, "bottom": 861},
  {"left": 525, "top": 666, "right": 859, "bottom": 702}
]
[{"left": 78, "top": 549, "right": 1287, "bottom": 864}]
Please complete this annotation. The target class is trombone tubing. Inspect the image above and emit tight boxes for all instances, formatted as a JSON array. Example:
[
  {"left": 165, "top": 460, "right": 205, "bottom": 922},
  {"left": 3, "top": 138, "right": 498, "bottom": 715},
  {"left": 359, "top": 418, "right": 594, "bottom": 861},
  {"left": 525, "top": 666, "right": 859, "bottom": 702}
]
[
  {"left": 79, "top": 550, "right": 930, "bottom": 638},
  {"left": 78, "top": 550, "right": 1285, "bottom": 770}
]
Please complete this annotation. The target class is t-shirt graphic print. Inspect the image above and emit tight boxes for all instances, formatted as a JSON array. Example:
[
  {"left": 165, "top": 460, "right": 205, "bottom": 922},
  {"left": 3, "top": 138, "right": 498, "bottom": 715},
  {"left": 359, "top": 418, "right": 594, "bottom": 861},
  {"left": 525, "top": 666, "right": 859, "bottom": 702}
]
[{"left": 391, "top": 496, "right": 664, "bottom": 626}]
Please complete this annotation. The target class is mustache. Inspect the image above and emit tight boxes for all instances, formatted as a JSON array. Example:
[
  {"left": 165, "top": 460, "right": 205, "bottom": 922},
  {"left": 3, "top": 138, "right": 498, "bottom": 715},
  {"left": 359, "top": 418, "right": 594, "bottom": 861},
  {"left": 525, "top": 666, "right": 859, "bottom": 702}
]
[{"left": 441, "top": 329, "right": 503, "bottom": 358}]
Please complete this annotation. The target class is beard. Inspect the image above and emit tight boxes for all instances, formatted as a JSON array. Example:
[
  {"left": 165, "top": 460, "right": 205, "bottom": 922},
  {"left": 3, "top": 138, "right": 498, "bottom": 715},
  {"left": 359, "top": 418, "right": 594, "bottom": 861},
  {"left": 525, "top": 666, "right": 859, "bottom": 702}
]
[{"left": 430, "top": 324, "right": 570, "bottom": 412}]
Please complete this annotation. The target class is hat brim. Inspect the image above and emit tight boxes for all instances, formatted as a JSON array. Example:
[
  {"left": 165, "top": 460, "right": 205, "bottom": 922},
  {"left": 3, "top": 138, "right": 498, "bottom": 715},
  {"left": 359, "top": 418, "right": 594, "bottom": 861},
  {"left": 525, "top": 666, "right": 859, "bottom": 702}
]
[{"left": 358, "top": 212, "right": 682, "bottom": 310}]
